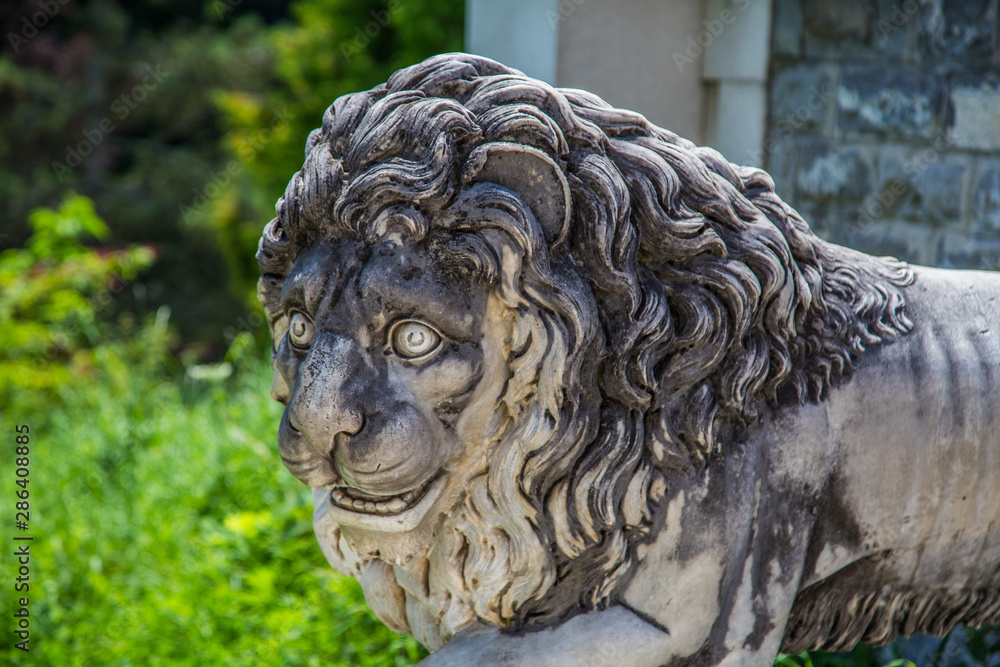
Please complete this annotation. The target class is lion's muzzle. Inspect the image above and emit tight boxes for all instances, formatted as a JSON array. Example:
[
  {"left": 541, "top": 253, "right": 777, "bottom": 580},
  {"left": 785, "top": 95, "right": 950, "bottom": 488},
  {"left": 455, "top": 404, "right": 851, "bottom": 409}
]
[{"left": 280, "top": 330, "right": 445, "bottom": 498}]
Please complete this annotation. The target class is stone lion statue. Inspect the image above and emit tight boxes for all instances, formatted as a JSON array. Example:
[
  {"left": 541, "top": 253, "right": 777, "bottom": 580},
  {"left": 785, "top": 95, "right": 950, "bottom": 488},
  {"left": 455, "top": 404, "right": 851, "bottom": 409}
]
[{"left": 256, "top": 53, "right": 1000, "bottom": 666}]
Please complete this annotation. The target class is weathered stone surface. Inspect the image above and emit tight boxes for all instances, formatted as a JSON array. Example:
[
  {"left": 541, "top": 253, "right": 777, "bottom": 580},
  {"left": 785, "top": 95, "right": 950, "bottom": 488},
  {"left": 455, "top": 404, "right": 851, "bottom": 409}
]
[
  {"left": 875, "top": 628, "right": 995, "bottom": 667},
  {"left": 973, "top": 158, "right": 1000, "bottom": 232},
  {"left": 868, "top": 149, "right": 970, "bottom": 226},
  {"left": 841, "top": 219, "right": 941, "bottom": 266},
  {"left": 760, "top": 135, "right": 801, "bottom": 202},
  {"left": 771, "top": 0, "right": 803, "bottom": 56},
  {"left": 838, "top": 66, "right": 943, "bottom": 139},
  {"left": 918, "top": 0, "right": 997, "bottom": 60},
  {"left": 871, "top": 0, "right": 916, "bottom": 58},
  {"left": 790, "top": 200, "right": 839, "bottom": 240},
  {"left": 939, "top": 229, "right": 1000, "bottom": 270},
  {"left": 803, "top": 0, "right": 872, "bottom": 55},
  {"left": 797, "top": 143, "right": 874, "bottom": 203},
  {"left": 260, "top": 53, "right": 1000, "bottom": 667},
  {"left": 796, "top": 0, "right": 921, "bottom": 59},
  {"left": 948, "top": 79, "right": 1000, "bottom": 151},
  {"left": 768, "top": 0, "right": 1000, "bottom": 277},
  {"left": 770, "top": 64, "right": 837, "bottom": 135}
]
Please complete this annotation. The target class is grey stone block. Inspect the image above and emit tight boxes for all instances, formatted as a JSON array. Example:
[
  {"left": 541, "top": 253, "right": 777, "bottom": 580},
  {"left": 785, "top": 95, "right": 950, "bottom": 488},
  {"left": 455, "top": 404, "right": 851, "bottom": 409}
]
[
  {"left": 761, "top": 135, "right": 801, "bottom": 203},
  {"left": 791, "top": 200, "right": 842, "bottom": 241},
  {"left": 872, "top": 0, "right": 917, "bottom": 59},
  {"left": 841, "top": 219, "right": 941, "bottom": 266},
  {"left": 938, "top": 229, "right": 1000, "bottom": 270},
  {"left": 972, "top": 157, "right": 1000, "bottom": 233},
  {"left": 918, "top": 0, "right": 996, "bottom": 60},
  {"left": 795, "top": 0, "right": 918, "bottom": 59},
  {"left": 875, "top": 631, "right": 959, "bottom": 667},
  {"left": 770, "top": 64, "right": 837, "bottom": 135},
  {"left": 865, "top": 148, "right": 970, "bottom": 227},
  {"left": 803, "top": 0, "right": 872, "bottom": 56},
  {"left": 796, "top": 143, "right": 875, "bottom": 204},
  {"left": 838, "top": 66, "right": 944, "bottom": 140},
  {"left": 772, "top": 0, "right": 803, "bottom": 56},
  {"left": 947, "top": 76, "right": 1000, "bottom": 151}
]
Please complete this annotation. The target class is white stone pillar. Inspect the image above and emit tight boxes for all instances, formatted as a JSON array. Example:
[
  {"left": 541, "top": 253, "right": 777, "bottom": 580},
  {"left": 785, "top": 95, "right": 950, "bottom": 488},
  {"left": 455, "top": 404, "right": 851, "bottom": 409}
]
[
  {"left": 465, "top": 0, "right": 559, "bottom": 84},
  {"left": 466, "top": 0, "right": 708, "bottom": 144},
  {"left": 702, "top": 0, "right": 773, "bottom": 166}
]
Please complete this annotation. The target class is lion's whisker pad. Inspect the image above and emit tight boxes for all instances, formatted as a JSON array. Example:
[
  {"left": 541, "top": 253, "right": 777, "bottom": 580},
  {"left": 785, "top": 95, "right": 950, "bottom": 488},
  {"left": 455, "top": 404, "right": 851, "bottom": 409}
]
[{"left": 256, "top": 53, "right": 1000, "bottom": 666}]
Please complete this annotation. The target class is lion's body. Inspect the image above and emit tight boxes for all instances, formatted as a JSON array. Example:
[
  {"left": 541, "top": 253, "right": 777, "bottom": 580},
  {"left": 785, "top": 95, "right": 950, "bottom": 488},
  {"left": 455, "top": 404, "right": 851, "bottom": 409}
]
[
  {"left": 785, "top": 265, "right": 1000, "bottom": 652},
  {"left": 258, "top": 53, "right": 1000, "bottom": 666},
  {"left": 619, "top": 265, "right": 1000, "bottom": 665}
]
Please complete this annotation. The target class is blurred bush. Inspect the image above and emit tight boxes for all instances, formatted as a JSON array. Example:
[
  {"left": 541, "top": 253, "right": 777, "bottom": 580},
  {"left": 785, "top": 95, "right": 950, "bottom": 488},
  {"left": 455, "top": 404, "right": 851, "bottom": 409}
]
[
  {"left": 0, "top": 3, "right": 279, "bottom": 347},
  {"left": 0, "top": 193, "right": 162, "bottom": 414},
  {"left": 1, "top": 0, "right": 462, "bottom": 353}
]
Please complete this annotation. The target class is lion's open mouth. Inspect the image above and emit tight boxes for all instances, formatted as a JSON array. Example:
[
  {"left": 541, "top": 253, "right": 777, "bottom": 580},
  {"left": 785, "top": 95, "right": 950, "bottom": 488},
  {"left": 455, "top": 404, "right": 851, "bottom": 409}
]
[
  {"left": 321, "top": 474, "right": 447, "bottom": 533},
  {"left": 329, "top": 475, "right": 438, "bottom": 515}
]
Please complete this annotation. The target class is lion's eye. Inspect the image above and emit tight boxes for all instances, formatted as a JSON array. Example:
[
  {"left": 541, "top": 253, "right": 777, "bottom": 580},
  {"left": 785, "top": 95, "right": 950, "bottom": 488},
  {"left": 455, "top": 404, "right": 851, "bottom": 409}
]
[
  {"left": 288, "top": 313, "right": 315, "bottom": 348},
  {"left": 390, "top": 320, "right": 441, "bottom": 360}
]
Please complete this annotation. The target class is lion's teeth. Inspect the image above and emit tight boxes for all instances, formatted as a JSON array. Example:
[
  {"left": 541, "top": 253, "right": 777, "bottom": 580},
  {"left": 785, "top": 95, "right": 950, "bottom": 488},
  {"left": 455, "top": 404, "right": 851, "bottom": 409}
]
[
  {"left": 386, "top": 497, "right": 407, "bottom": 513},
  {"left": 330, "top": 484, "right": 429, "bottom": 513}
]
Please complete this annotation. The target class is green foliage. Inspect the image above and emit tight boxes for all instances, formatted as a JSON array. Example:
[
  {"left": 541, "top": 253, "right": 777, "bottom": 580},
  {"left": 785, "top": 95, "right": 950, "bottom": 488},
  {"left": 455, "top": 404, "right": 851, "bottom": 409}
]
[
  {"left": 0, "top": 4, "right": 279, "bottom": 345},
  {"left": 2, "top": 0, "right": 464, "bottom": 349},
  {"left": 203, "top": 0, "right": 465, "bottom": 294},
  {"left": 0, "top": 336, "right": 427, "bottom": 666},
  {"left": 963, "top": 627, "right": 1000, "bottom": 663},
  {"left": 0, "top": 194, "right": 159, "bottom": 412},
  {"left": 777, "top": 646, "right": 914, "bottom": 667},
  {"left": 778, "top": 627, "right": 1000, "bottom": 667}
]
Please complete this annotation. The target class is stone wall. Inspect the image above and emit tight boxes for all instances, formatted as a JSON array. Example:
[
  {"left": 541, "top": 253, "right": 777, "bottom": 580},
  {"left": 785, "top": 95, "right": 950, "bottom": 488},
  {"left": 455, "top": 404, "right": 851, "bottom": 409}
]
[{"left": 764, "top": 0, "right": 1000, "bottom": 271}]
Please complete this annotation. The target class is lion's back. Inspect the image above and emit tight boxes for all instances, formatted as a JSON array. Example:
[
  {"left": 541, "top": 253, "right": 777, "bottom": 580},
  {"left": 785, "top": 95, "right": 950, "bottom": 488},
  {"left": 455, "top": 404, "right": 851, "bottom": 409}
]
[{"left": 784, "top": 265, "right": 1000, "bottom": 652}]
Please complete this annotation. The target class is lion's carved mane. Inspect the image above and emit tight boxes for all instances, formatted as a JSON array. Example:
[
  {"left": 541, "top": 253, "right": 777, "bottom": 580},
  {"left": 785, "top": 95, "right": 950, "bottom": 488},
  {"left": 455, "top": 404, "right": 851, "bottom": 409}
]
[{"left": 257, "top": 54, "right": 914, "bottom": 649}]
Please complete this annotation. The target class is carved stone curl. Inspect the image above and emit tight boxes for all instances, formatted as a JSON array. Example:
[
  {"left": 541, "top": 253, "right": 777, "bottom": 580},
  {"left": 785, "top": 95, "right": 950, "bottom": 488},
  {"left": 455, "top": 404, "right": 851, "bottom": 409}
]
[{"left": 257, "top": 53, "right": 1000, "bottom": 666}]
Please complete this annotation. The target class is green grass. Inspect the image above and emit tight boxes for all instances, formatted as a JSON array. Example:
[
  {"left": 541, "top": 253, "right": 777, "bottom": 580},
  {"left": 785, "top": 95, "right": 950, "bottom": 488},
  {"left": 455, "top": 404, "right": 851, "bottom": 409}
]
[
  {"left": 776, "top": 650, "right": 915, "bottom": 667},
  {"left": 1, "top": 348, "right": 426, "bottom": 666}
]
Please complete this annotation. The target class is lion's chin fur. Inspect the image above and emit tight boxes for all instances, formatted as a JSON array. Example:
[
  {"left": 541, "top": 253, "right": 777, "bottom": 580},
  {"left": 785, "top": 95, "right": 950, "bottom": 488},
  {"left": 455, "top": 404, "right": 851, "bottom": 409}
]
[{"left": 346, "top": 476, "right": 550, "bottom": 651}]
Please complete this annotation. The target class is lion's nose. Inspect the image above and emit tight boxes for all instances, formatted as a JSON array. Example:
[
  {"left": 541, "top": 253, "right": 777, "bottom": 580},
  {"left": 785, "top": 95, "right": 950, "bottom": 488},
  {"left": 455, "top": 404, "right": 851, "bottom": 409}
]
[{"left": 286, "top": 332, "right": 370, "bottom": 460}]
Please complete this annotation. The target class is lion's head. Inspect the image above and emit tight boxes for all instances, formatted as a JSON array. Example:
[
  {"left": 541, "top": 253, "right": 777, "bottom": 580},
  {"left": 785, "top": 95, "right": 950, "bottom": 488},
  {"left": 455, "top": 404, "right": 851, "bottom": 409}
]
[{"left": 257, "top": 53, "right": 912, "bottom": 649}]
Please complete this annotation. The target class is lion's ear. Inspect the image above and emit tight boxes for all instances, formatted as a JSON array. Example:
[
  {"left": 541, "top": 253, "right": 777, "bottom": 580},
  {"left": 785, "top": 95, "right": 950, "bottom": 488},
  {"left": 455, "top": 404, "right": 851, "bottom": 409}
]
[{"left": 461, "top": 142, "right": 571, "bottom": 244}]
